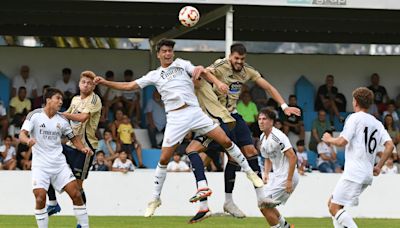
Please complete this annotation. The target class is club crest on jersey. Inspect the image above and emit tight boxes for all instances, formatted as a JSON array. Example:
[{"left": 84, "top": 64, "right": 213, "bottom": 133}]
[{"left": 229, "top": 82, "right": 242, "bottom": 94}]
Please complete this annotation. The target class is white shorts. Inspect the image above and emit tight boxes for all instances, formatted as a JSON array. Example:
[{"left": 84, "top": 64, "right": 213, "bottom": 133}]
[
  {"left": 264, "top": 173, "right": 299, "bottom": 205},
  {"left": 162, "top": 106, "right": 218, "bottom": 147},
  {"left": 331, "top": 178, "right": 369, "bottom": 207},
  {"left": 32, "top": 163, "right": 76, "bottom": 192}
]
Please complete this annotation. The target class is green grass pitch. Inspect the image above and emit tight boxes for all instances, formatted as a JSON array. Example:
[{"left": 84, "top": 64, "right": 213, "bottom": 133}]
[{"left": 1, "top": 215, "right": 399, "bottom": 228}]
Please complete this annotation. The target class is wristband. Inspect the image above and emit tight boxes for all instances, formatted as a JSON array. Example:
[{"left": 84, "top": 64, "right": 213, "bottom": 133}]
[{"left": 281, "top": 103, "right": 289, "bottom": 111}]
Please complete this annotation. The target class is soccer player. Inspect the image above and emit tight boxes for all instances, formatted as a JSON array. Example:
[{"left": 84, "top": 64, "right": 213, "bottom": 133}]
[
  {"left": 47, "top": 71, "right": 102, "bottom": 218},
  {"left": 19, "top": 88, "right": 92, "bottom": 228},
  {"left": 186, "top": 43, "right": 300, "bottom": 221},
  {"left": 258, "top": 108, "right": 298, "bottom": 228},
  {"left": 94, "top": 38, "right": 264, "bottom": 219},
  {"left": 322, "top": 87, "right": 394, "bottom": 228}
]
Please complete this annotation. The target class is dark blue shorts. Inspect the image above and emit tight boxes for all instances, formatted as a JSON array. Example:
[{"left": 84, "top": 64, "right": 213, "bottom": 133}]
[
  {"left": 199, "top": 113, "right": 254, "bottom": 154},
  {"left": 62, "top": 144, "right": 94, "bottom": 180}
]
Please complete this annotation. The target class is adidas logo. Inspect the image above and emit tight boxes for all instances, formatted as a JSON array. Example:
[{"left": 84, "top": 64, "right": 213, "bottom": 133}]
[{"left": 40, "top": 123, "right": 46, "bottom": 128}]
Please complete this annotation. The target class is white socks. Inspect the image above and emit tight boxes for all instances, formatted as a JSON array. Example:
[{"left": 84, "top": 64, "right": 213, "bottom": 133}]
[
  {"left": 334, "top": 209, "right": 358, "bottom": 228},
  {"left": 255, "top": 186, "right": 266, "bottom": 201},
  {"left": 225, "top": 193, "right": 233, "bottom": 204},
  {"left": 73, "top": 205, "right": 89, "bottom": 228},
  {"left": 197, "top": 180, "right": 208, "bottom": 189},
  {"left": 153, "top": 163, "right": 167, "bottom": 200},
  {"left": 35, "top": 208, "right": 48, "bottom": 228},
  {"left": 47, "top": 200, "right": 57, "bottom": 206},
  {"left": 225, "top": 144, "right": 252, "bottom": 172}
]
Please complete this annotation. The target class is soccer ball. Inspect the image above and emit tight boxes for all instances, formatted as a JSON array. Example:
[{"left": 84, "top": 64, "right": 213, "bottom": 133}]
[{"left": 179, "top": 6, "right": 200, "bottom": 27}]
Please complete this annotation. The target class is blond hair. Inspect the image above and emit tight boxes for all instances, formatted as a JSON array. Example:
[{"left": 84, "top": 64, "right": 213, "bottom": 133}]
[{"left": 80, "top": 70, "right": 96, "bottom": 80}]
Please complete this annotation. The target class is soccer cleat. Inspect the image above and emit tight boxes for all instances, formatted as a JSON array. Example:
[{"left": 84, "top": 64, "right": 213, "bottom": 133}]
[
  {"left": 144, "top": 199, "right": 161, "bottom": 217},
  {"left": 245, "top": 171, "right": 264, "bottom": 188},
  {"left": 189, "top": 187, "right": 212, "bottom": 203},
  {"left": 47, "top": 203, "right": 61, "bottom": 216},
  {"left": 223, "top": 202, "right": 246, "bottom": 218},
  {"left": 188, "top": 209, "right": 211, "bottom": 223},
  {"left": 76, "top": 225, "right": 81, "bottom": 228},
  {"left": 258, "top": 197, "right": 281, "bottom": 209}
]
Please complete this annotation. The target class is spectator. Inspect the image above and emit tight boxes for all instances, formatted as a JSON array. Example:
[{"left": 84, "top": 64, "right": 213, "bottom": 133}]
[
  {"left": 0, "top": 135, "right": 17, "bottom": 170},
  {"left": 8, "top": 113, "right": 25, "bottom": 146},
  {"left": 382, "top": 101, "right": 400, "bottom": 128},
  {"left": 110, "top": 109, "right": 124, "bottom": 141},
  {"left": 167, "top": 152, "right": 190, "bottom": 172},
  {"left": 112, "top": 150, "right": 135, "bottom": 173},
  {"left": 96, "top": 129, "right": 119, "bottom": 167},
  {"left": 16, "top": 143, "right": 31, "bottom": 170},
  {"left": 120, "top": 69, "right": 141, "bottom": 126},
  {"left": 32, "top": 85, "right": 50, "bottom": 109},
  {"left": 383, "top": 114, "right": 400, "bottom": 145},
  {"left": 283, "top": 95, "right": 305, "bottom": 140},
  {"left": 250, "top": 82, "right": 268, "bottom": 110},
  {"left": 145, "top": 90, "right": 166, "bottom": 148},
  {"left": 99, "top": 71, "right": 123, "bottom": 119},
  {"left": 55, "top": 68, "right": 77, "bottom": 110},
  {"left": 381, "top": 157, "right": 398, "bottom": 174},
  {"left": 91, "top": 151, "right": 109, "bottom": 171},
  {"left": 368, "top": 102, "right": 380, "bottom": 120},
  {"left": 274, "top": 119, "right": 284, "bottom": 131},
  {"left": 117, "top": 114, "right": 145, "bottom": 168},
  {"left": 12, "top": 65, "right": 38, "bottom": 99},
  {"left": 314, "top": 74, "right": 344, "bottom": 124},
  {"left": 0, "top": 100, "right": 8, "bottom": 139},
  {"left": 309, "top": 110, "right": 332, "bottom": 152},
  {"left": 9, "top": 86, "right": 31, "bottom": 118},
  {"left": 368, "top": 73, "right": 389, "bottom": 114},
  {"left": 295, "top": 140, "right": 308, "bottom": 175},
  {"left": 317, "top": 130, "right": 341, "bottom": 173},
  {"left": 237, "top": 91, "right": 259, "bottom": 136}
]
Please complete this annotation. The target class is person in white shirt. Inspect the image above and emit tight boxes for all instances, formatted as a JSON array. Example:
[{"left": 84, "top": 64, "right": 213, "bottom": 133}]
[
  {"left": 295, "top": 139, "right": 308, "bottom": 175},
  {"left": 167, "top": 153, "right": 190, "bottom": 172},
  {"left": 12, "top": 65, "right": 38, "bottom": 99},
  {"left": 322, "top": 87, "right": 394, "bottom": 228},
  {"left": 317, "top": 130, "right": 342, "bottom": 173},
  {"left": 0, "top": 135, "right": 17, "bottom": 170},
  {"left": 381, "top": 156, "right": 398, "bottom": 174},
  {"left": 19, "top": 88, "right": 93, "bottom": 228},
  {"left": 258, "top": 108, "right": 298, "bottom": 228},
  {"left": 94, "top": 38, "right": 264, "bottom": 219},
  {"left": 112, "top": 151, "right": 135, "bottom": 173}
]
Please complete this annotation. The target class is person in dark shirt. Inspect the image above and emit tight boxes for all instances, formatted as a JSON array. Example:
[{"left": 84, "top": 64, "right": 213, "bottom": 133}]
[
  {"left": 367, "top": 73, "right": 389, "bottom": 114},
  {"left": 315, "top": 75, "right": 344, "bottom": 123}
]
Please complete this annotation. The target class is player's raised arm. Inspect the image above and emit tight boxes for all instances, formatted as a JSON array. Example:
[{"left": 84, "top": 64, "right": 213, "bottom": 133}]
[
  {"left": 200, "top": 68, "right": 229, "bottom": 94},
  {"left": 256, "top": 77, "right": 301, "bottom": 117},
  {"left": 94, "top": 76, "right": 139, "bottom": 91}
]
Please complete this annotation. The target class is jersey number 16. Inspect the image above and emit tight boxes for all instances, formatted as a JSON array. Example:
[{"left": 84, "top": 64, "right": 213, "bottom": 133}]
[{"left": 364, "top": 127, "right": 377, "bottom": 154}]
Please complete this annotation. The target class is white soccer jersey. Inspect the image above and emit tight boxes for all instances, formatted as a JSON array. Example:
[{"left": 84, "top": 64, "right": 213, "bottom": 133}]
[
  {"left": 260, "top": 127, "right": 294, "bottom": 178},
  {"left": 135, "top": 58, "right": 199, "bottom": 112},
  {"left": 340, "top": 111, "right": 392, "bottom": 185},
  {"left": 21, "top": 108, "right": 75, "bottom": 170}
]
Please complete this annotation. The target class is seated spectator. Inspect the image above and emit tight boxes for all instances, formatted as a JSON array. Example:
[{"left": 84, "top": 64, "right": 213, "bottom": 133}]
[
  {"left": 99, "top": 71, "right": 123, "bottom": 120},
  {"left": 117, "top": 115, "right": 145, "bottom": 168},
  {"left": 120, "top": 69, "right": 141, "bottom": 126},
  {"left": 55, "top": 68, "right": 77, "bottom": 110},
  {"left": 167, "top": 153, "right": 190, "bottom": 172},
  {"left": 32, "top": 85, "right": 50, "bottom": 109},
  {"left": 383, "top": 114, "right": 400, "bottom": 145},
  {"left": 296, "top": 140, "right": 308, "bottom": 175},
  {"left": 368, "top": 103, "right": 380, "bottom": 120},
  {"left": 110, "top": 109, "right": 124, "bottom": 140},
  {"left": 237, "top": 91, "right": 259, "bottom": 136},
  {"left": 317, "top": 131, "right": 341, "bottom": 173},
  {"left": 283, "top": 95, "right": 305, "bottom": 140},
  {"left": 0, "top": 100, "right": 8, "bottom": 139},
  {"left": 368, "top": 73, "right": 389, "bottom": 114},
  {"left": 8, "top": 113, "right": 25, "bottom": 146},
  {"left": 145, "top": 90, "right": 166, "bottom": 148},
  {"left": 16, "top": 143, "right": 31, "bottom": 170},
  {"left": 314, "top": 74, "right": 344, "bottom": 124},
  {"left": 112, "top": 151, "right": 135, "bottom": 173},
  {"left": 9, "top": 86, "right": 31, "bottom": 118},
  {"left": 381, "top": 157, "right": 398, "bottom": 174},
  {"left": 309, "top": 110, "right": 332, "bottom": 152},
  {"left": 12, "top": 65, "right": 38, "bottom": 99},
  {"left": 383, "top": 101, "right": 400, "bottom": 129},
  {"left": 0, "top": 135, "right": 17, "bottom": 170},
  {"left": 96, "top": 129, "right": 120, "bottom": 167},
  {"left": 250, "top": 81, "right": 268, "bottom": 110},
  {"left": 92, "top": 151, "right": 109, "bottom": 171}
]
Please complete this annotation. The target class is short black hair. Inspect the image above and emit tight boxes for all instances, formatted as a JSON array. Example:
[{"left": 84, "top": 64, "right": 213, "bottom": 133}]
[
  {"left": 289, "top": 94, "right": 297, "bottom": 99},
  {"left": 44, "top": 87, "right": 63, "bottom": 104},
  {"left": 124, "top": 69, "right": 134, "bottom": 76},
  {"left": 230, "top": 43, "right": 247, "bottom": 55},
  {"left": 18, "top": 86, "right": 26, "bottom": 92},
  {"left": 105, "top": 70, "right": 114, "bottom": 78},
  {"left": 62, "top": 68, "right": 71, "bottom": 75},
  {"left": 3, "top": 135, "right": 12, "bottom": 141},
  {"left": 96, "top": 151, "right": 105, "bottom": 156},
  {"left": 296, "top": 139, "right": 305, "bottom": 146},
  {"left": 156, "top": 39, "right": 175, "bottom": 52}
]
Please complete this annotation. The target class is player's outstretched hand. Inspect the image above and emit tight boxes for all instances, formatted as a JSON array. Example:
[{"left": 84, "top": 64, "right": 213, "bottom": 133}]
[
  {"left": 93, "top": 76, "right": 105, "bottom": 85},
  {"left": 285, "top": 180, "right": 293, "bottom": 193},
  {"left": 192, "top": 66, "right": 205, "bottom": 81},
  {"left": 27, "top": 138, "right": 36, "bottom": 147},
  {"left": 81, "top": 147, "right": 93, "bottom": 156},
  {"left": 373, "top": 166, "right": 381, "bottom": 176},
  {"left": 284, "top": 106, "right": 301, "bottom": 117}
]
